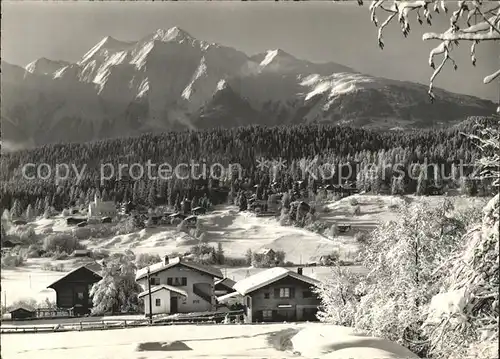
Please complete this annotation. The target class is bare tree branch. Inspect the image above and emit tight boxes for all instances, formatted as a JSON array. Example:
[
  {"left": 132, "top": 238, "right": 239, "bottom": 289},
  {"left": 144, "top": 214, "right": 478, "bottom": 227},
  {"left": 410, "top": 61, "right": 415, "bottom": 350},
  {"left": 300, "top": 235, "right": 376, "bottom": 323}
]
[{"left": 362, "top": 0, "right": 500, "bottom": 104}]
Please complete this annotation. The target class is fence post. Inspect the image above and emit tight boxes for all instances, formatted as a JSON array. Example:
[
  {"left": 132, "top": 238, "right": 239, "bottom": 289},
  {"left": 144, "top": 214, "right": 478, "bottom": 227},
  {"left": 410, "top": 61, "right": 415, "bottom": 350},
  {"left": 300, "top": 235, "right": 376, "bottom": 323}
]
[
  {"left": 124, "top": 320, "right": 127, "bottom": 328},
  {"left": 80, "top": 321, "right": 82, "bottom": 331}
]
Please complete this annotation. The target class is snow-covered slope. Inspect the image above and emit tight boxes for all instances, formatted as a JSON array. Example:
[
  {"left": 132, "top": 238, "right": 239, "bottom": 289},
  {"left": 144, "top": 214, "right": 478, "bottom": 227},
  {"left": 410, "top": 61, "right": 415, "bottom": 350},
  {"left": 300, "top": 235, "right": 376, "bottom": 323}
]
[
  {"left": 25, "top": 58, "right": 70, "bottom": 76},
  {"left": 1, "top": 26, "right": 496, "bottom": 147}
]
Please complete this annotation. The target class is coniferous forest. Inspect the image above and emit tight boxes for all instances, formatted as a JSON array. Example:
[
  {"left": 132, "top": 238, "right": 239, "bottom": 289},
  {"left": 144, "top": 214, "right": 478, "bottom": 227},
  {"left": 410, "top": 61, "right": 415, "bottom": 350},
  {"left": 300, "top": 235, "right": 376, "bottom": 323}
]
[{"left": 0, "top": 120, "right": 495, "bottom": 215}]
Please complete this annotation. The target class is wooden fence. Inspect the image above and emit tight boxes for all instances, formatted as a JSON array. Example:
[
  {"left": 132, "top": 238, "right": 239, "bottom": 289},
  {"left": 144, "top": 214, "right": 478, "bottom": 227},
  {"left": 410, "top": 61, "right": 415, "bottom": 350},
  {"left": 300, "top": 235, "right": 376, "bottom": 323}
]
[{"left": 0, "top": 310, "right": 246, "bottom": 335}]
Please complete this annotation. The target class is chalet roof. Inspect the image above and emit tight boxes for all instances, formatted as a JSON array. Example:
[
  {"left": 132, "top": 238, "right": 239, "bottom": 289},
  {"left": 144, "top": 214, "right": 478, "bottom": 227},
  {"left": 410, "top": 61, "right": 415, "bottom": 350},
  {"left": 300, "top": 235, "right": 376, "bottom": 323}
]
[
  {"left": 74, "top": 249, "right": 90, "bottom": 254},
  {"left": 215, "top": 277, "right": 236, "bottom": 289},
  {"left": 135, "top": 257, "right": 223, "bottom": 281},
  {"left": 169, "top": 213, "right": 184, "bottom": 217},
  {"left": 1, "top": 240, "right": 20, "bottom": 248},
  {"left": 138, "top": 284, "right": 188, "bottom": 298},
  {"left": 185, "top": 215, "right": 197, "bottom": 221},
  {"left": 216, "top": 291, "right": 243, "bottom": 303},
  {"left": 90, "top": 201, "right": 116, "bottom": 211},
  {"left": 257, "top": 248, "right": 275, "bottom": 255},
  {"left": 9, "top": 306, "right": 35, "bottom": 313},
  {"left": 192, "top": 207, "right": 205, "bottom": 211},
  {"left": 232, "top": 267, "right": 320, "bottom": 296},
  {"left": 46, "top": 265, "right": 102, "bottom": 289}
]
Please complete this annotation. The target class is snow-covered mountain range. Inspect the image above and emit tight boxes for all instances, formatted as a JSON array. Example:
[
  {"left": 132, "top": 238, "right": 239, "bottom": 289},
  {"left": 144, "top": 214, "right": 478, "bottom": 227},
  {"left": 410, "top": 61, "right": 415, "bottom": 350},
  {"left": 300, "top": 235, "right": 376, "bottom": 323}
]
[{"left": 1, "top": 27, "right": 496, "bottom": 147}]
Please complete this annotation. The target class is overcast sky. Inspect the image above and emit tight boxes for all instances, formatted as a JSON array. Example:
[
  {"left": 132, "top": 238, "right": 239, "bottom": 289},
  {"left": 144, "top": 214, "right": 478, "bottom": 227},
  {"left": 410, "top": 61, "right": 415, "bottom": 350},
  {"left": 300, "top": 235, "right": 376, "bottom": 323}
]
[{"left": 2, "top": 1, "right": 498, "bottom": 101}]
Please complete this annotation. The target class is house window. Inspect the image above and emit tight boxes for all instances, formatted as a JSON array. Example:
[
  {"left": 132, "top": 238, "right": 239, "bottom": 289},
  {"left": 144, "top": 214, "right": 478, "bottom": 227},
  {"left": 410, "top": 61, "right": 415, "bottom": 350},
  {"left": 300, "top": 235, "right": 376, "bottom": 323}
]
[
  {"left": 193, "top": 300, "right": 200, "bottom": 304},
  {"left": 264, "top": 292, "right": 270, "bottom": 299},
  {"left": 279, "top": 288, "right": 290, "bottom": 298},
  {"left": 77, "top": 292, "right": 84, "bottom": 300},
  {"left": 169, "top": 277, "right": 187, "bottom": 286},
  {"left": 303, "top": 290, "right": 312, "bottom": 298},
  {"left": 155, "top": 298, "right": 161, "bottom": 307},
  {"left": 262, "top": 310, "right": 273, "bottom": 320},
  {"left": 149, "top": 277, "right": 160, "bottom": 286}
]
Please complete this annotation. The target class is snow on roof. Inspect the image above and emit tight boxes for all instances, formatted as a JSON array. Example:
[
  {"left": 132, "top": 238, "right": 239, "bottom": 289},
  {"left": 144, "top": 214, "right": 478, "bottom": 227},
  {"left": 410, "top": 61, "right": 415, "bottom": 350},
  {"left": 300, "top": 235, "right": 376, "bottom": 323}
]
[
  {"left": 9, "top": 306, "right": 35, "bottom": 313},
  {"left": 91, "top": 201, "right": 116, "bottom": 211},
  {"left": 169, "top": 213, "right": 184, "bottom": 217},
  {"left": 138, "top": 284, "right": 188, "bottom": 299},
  {"left": 135, "top": 257, "right": 223, "bottom": 281},
  {"left": 257, "top": 248, "right": 275, "bottom": 255},
  {"left": 232, "top": 267, "right": 320, "bottom": 296},
  {"left": 216, "top": 291, "right": 243, "bottom": 303},
  {"left": 215, "top": 277, "right": 236, "bottom": 289},
  {"left": 47, "top": 265, "right": 102, "bottom": 289}
]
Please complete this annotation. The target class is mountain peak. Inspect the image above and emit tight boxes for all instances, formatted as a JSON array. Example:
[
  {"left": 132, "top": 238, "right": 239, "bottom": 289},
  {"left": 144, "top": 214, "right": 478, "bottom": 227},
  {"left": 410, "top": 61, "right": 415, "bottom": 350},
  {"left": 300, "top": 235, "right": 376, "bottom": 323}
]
[
  {"left": 25, "top": 57, "right": 69, "bottom": 75},
  {"left": 151, "top": 27, "right": 193, "bottom": 42},
  {"left": 257, "top": 48, "right": 298, "bottom": 68}
]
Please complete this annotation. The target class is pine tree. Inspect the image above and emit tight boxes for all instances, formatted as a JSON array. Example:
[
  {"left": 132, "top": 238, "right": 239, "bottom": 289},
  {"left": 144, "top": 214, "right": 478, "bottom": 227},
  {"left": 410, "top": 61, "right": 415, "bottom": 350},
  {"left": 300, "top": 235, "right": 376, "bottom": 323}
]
[
  {"left": 89, "top": 251, "right": 141, "bottom": 315},
  {"left": 416, "top": 168, "right": 427, "bottom": 196},
  {"left": 132, "top": 181, "right": 140, "bottom": 204},
  {"left": 25, "top": 204, "right": 34, "bottom": 222},
  {"left": 391, "top": 176, "right": 404, "bottom": 196},
  {"left": 11, "top": 199, "right": 23, "bottom": 219},
  {"left": 147, "top": 185, "right": 157, "bottom": 209}
]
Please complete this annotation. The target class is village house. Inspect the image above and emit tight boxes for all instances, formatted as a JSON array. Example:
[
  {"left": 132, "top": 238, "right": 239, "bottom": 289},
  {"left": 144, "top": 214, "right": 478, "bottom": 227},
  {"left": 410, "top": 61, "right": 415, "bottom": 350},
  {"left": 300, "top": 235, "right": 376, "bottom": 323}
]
[
  {"left": 88, "top": 194, "right": 117, "bottom": 218},
  {"left": 9, "top": 307, "right": 36, "bottom": 321},
  {"left": 191, "top": 206, "right": 207, "bottom": 216},
  {"left": 217, "top": 267, "right": 321, "bottom": 323},
  {"left": 135, "top": 256, "right": 223, "bottom": 316},
  {"left": 46, "top": 265, "right": 103, "bottom": 316},
  {"left": 214, "top": 277, "right": 236, "bottom": 297}
]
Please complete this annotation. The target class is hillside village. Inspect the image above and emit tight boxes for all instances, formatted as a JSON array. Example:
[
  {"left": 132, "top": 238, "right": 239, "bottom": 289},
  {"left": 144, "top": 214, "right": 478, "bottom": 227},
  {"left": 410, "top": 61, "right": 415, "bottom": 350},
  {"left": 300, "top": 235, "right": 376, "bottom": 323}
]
[
  {"left": 0, "top": 185, "right": 489, "bottom": 322},
  {"left": 1, "top": 183, "right": 366, "bottom": 320}
]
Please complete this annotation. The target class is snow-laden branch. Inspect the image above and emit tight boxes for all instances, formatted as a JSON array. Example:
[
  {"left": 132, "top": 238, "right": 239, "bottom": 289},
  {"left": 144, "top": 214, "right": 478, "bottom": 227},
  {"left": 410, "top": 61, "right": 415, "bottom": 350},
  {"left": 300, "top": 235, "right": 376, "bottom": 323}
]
[
  {"left": 484, "top": 68, "right": 500, "bottom": 84},
  {"left": 362, "top": 0, "right": 500, "bottom": 103}
]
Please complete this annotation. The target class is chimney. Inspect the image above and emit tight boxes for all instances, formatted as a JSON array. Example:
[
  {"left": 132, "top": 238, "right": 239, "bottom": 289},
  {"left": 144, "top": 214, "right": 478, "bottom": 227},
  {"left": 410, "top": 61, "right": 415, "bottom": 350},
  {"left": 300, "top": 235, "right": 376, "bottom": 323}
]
[
  {"left": 297, "top": 267, "right": 303, "bottom": 275},
  {"left": 164, "top": 255, "right": 169, "bottom": 265}
]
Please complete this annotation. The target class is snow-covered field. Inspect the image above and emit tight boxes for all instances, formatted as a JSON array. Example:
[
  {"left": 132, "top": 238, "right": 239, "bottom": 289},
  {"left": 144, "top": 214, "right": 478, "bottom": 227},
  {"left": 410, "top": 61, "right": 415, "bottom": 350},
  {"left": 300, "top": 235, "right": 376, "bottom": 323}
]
[
  {"left": 2, "top": 194, "right": 484, "bottom": 306},
  {"left": 1, "top": 322, "right": 418, "bottom": 359}
]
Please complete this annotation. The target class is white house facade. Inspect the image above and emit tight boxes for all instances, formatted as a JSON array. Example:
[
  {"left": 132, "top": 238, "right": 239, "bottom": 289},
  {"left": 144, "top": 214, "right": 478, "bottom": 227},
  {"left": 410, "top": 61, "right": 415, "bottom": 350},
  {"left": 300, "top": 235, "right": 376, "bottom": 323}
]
[
  {"left": 138, "top": 285, "right": 188, "bottom": 315},
  {"left": 135, "top": 256, "right": 223, "bottom": 315}
]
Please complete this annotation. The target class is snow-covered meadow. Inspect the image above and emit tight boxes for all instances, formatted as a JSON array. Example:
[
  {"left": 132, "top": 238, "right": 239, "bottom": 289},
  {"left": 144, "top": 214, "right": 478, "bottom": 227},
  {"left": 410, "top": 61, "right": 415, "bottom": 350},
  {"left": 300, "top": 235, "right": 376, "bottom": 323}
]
[{"left": 1, "top": 322, "right": 419, "bottom": 359}]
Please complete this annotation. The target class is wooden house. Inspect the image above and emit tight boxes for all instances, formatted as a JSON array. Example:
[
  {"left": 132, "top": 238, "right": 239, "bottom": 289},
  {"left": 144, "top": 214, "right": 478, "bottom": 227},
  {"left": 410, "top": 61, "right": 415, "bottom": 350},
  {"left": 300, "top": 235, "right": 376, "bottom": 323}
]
[
  {"left": 73, "top": 249, "right": 91, "bottom": 258},
  {"left": 192, "top": 207, "right": 207, "bottom": 216},
  {"left": 46, "top": 265, "right": 102, "bottom": 316},
  {"left": 184, "top": 215, "right": 198, "bottom": 228},
  {"left": 12, "top": 219, "right": 28, "bottom": 226},
  {"left": 218, "top": 267, "right": 320, "bottom": 323},
  {"left": 1, "top": 239, "right": 19, "bottom": 250},
  {"left": 170, "top": 213, "right": 187, "bottom": 220},
  {"left": 9, "top": 307, "right": 36, "bottom": 321},
  {"left": 66, "top": 217, "right": 87, "bottom": 226},
  {"left": 214, "top": 278, "right": 237, "bottom": 297}
]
